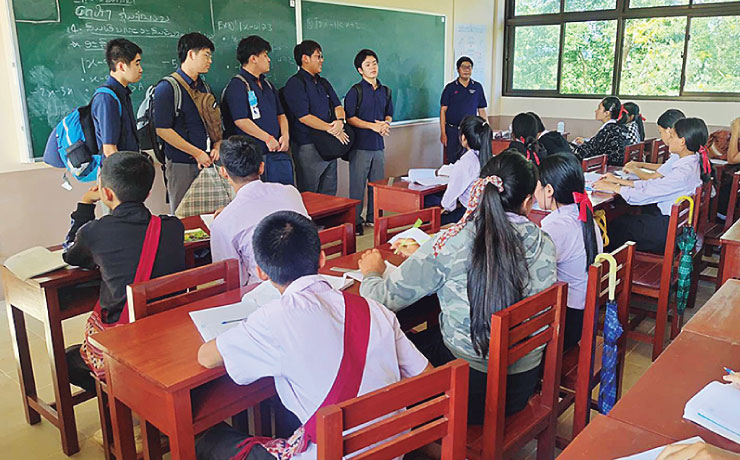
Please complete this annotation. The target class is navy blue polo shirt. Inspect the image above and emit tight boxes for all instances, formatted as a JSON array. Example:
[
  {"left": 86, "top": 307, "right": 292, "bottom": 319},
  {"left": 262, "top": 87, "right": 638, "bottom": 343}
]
[
  {"left": 440, "top": 78, "right": 487, "bottom": 126},
  {"left": 91, "top": 76, "right": 139, "bottom": 152},
  {"left": 282, "top": 69, "right": 341, "bottom": 146},
  {"left": 344, "top": 79, "right": 394, "bottom": 151},
  {"left": 222, "top": 68, "right": 284, "bottom": 153},
  {"left": 153, "top": 68, "right": 209, "bottom": 164}
]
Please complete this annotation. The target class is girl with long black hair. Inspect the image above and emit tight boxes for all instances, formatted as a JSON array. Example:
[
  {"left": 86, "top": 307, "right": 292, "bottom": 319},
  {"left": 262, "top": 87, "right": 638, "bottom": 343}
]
[
  {"left": 623, "top": 109, "right": 685, "bottom": 181},
  {"left": 573, "top": 97, "right": 629, "bottom": 165},
  {"left": 509, "top": 112, "right": 546, "bottom": 165},
  {"left": 622, "top": 102, "right": 645, "bottom": 144}
]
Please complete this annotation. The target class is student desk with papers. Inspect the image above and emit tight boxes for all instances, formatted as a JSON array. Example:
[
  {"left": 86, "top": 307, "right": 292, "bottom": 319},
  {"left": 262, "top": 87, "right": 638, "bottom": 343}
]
[
  {"left": 682, "top": 279, "right": 740, "bottom": 345},
  {"left": 369, "top": 177, "right": 447, "bottom": 224},
  {"left": 719, "top": 218, "right": 740, "bottom": 286}
]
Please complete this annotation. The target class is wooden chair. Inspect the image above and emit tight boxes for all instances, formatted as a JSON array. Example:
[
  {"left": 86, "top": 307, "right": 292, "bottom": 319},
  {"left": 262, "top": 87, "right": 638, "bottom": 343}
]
[
  {"left": 691, "top": 180, "right": 720, "bottom": 291},
  {"left": 703, "top": 171, "right": 740, "bottom": 288},
  {"left": 581, "top": 154, "right": 607, "bottom": 174},
  {"left": 649, "top": 140, "right": 670, "bottom": 164},
  {"left": 316, "top": 359, "right": 469, "bottom": 460},
  {"left": 466, "top": 282, "right": 568, "bottom": 460},
  {"left": 557, "top": 243, "right": 636, "bottom": 447},
  {"left": 627, "top": 195, "right": 695, "bottom": 361},
  {"left": 374, "top": 207, "right": 442, "bottom": 248},
  {"left": 319, "top": 224, "right": 356, "bottom": 259},
  {"left": 623, "top": 143, "right": 645, "bottom": 166}
]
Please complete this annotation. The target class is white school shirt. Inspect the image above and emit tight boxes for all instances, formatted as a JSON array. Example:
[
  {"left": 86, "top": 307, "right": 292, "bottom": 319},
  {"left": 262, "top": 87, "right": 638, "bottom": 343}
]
[
  {"left": 210, "top": 180, "right": 308, "bottom": 285},
  {"left": 656, "top": 153, "right": 679, "bottom": 176},
  {"left": 216, "top": 275, "right": 429, "bottom": 460},
  {"left": 621, "top": 154, "right": 702, "bottom": 216},
  {"left": 441, "top": 149, "right": 480, "bottom": 211}
]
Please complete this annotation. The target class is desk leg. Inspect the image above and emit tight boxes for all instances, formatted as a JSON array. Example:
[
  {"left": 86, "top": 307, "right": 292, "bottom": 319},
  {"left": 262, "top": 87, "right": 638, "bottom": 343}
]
[
  {"left": 344, "top": 207, "right": 357, "bottom": 236},
  {"left": 110, "top": 395, "right": 137, "bottom": 460},
  {"left": 43, "top": 290, "right": 80, "bottom": 455},
  {"left": 142, "top": 421, "right": 163, "bottom": 460},
  {"left": 168, "top": 388, "right": 197, "bottom": 460},
  {"left": 7, "top": 305, "right": 41, "bottom": 425}
]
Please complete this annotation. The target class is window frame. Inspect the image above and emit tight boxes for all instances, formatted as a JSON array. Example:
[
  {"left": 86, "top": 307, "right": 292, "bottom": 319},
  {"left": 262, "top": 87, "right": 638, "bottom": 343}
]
[{"left": 503, "top": 0, "right": 740, "bottom": 101}]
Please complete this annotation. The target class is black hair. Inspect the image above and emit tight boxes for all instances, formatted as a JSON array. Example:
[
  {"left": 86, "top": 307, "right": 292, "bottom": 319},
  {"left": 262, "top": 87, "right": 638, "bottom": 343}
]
[
  {"left": 468, "top": 150, "right": 538, "bottom": 356},
  {"left": 354, "top": 49, "right": 378, "bottom": 71},
  {"left": 512, "top": 113, "right": 543, "bottom": 165},
  {"left": 600, "top": 96, "right": 622, "bottom": 121},
  {"left": 657, "top": 109, "right": 685, "bottom": 129},
  {"left": 236, "top": 35, "right": 271, "bottom": 65},
  {"left": 220, "top": 135, "right": 263, "bottom": 180},
  {"left": 105, "top": 38, "right": 142, "bottom": 72},
  {"left": 459, "top": 115, "right": 493, "bottom": 169},
  {"left": 252, "top": 211, "right": 321, "bottom": 285},
  {"left": 623, "top": 102, "right": 645, "bottom": 141},
  {"left": 527, "top": 112, "right": 546, "bottom": 133},
  {"left": 674, "top": 117, "right": 712, "bottom": 183},
  {"left": 293, "top": 40, "right": 322, "bottom": 66},
  {"left": 538, "top": 154, "right": 598, "bottom": 271},
  {"left": 177, "top": 32, "right": 214, "bottom": 64},
  {"left": 456, "top": 56, "right": 473, "bottom": 70},
  {"left": 100, "top": 151, "right": 154, "bottom": 203}
]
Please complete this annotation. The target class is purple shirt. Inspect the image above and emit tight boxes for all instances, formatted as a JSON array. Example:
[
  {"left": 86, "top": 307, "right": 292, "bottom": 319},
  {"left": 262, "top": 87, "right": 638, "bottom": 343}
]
[
  {"left": 441, "top": 149, "right": 479, "bottom": 211},
  {"left": 621, "top": 154, "right": 702, "bottom": 215},
  {"left": 210, "top": 180, "right": 308, "bottom": 285}
]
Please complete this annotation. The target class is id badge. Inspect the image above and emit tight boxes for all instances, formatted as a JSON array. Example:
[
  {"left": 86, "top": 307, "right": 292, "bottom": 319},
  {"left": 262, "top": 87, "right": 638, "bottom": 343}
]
[{"left": 248, "top": 90, "right": 261, "bottom": 120}]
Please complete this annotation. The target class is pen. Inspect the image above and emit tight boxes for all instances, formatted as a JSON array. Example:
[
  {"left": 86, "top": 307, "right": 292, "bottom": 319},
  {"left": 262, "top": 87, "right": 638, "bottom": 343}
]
[
  {"left": 724, "top": 367, "right": 735, "bottom": 375},
  {"left": 221, "top": 318, "right": 247, "bottom": 325}
]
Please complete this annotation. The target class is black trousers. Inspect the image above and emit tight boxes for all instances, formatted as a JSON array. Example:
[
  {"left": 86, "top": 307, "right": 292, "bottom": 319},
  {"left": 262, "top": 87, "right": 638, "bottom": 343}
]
[
  {"left": 424, "top": 193, "right": 467, "bottom": 225},
  {"left": 409, "top": 326, "right": 540, "bottom": 425},
  {"left": 65, "top": 344, "right": 96, "bottom": 393},
  {"left": 607, "top": 204, "right": 670, "bottom": 254},
  {"left": 563, "top": 307, "right": 585, "bottom": 352},
  {"left": 196, "top": 423, "right": 276, "bottom": 460}
]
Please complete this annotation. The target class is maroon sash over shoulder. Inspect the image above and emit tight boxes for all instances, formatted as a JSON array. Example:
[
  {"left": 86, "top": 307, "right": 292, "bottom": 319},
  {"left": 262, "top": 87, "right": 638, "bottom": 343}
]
[
  {"left": 80, "top": 215, "right": 162, "bottom": 380},
  {"left": 232, "top": 291, "right": 371, "bottom": 460}
]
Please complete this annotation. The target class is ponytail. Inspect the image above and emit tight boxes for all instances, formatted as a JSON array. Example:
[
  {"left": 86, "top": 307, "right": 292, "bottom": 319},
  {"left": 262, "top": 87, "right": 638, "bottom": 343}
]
[
  {"left": 674, "top": 118, "right": 713, "bottom": 184},
  {"left": 623, "top": 102, "right": 645, "bottom": 140},
  {"left": 460, "top": 115, "right": 493, "bottom": 169},
  {"left": 601, "top": 96, "right": 622, "bottom": 121},
  {"left": 512, "top": 112, "right": 543, "bottom": 166}
]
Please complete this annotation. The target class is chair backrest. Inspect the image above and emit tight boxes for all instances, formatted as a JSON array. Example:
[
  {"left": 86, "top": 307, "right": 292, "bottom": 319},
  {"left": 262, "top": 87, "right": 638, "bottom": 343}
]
[
  {"left": 657, "top": 196, "right": 695, "bottom": 286},
  {"left": 481, "top": 282, "right": 568, "bottom": 458},
  {"left": 374, "top": 207, "right": 442, "bottom": 247},
  {"left": 126, "top": 259, "right": 240, "bottom": 321},
  {"left": 581, "top": 154, "right": 607, "bottom": 174},
  {"left": 573, "top": 242, "right": 636, "bottom": 436},
  {"left": 623, "top": 143, "right": 645, "bottom": 165},
  {"left": 650, "top": 140, "right": 670, "bottom": 164},
  {"left": 319, "top": 224, "right": 356, "bottom": 259},
  {"left": 316, "top": 359, "right": 469, "bottom": 460},
  {"left": 694, "top": 182, "right": 713, "bottom": 239},
  {"left": 723, "top": 171, "right": 740, "bottom": 232}
]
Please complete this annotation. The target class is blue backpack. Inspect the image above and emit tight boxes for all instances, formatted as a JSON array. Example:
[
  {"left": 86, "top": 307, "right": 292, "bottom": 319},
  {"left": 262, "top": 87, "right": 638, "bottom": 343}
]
[{"left": 43, "top": 87, "right": 121, "bottom": 182}]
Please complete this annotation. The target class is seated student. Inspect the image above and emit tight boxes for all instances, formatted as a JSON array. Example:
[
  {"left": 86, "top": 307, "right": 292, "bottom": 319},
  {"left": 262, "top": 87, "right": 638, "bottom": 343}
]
[
  {"left": 535, "top": 154, "right": 603, "bottom": 351},
  {"left": 623, "top": 109, "right": 685, "bottom": 181},
  {"left": 196, "top": 211, "right": 430, "bottom": 460},
  {"left": 508, "top": 112, "right": 546, "bottom": 166},
  {"left": 573, "top": 97, "right": 629, "bottom": 166},
  {"left": 358, "top": 150, "right": 557, "bottom": 424},
  {"left": 528, "top": 111, "right": 573, "bottom": 156},
  {"left": 63, "top": 152, "right": 185, "bottom": 391},
  {"left": 425, "top": 115, "right": 492, "bottom": 225},
  {"left": 210, "top": 136, "right": 307, "bottom": 286},
  {"left": 593, "top": 118, "right": 711, "bottom": 254},
  {"left": 622, "top": 102, "right": 645, "bottom": 145},
  {"left": 716, "top": 117, "right": 740, "bottom": 218}
]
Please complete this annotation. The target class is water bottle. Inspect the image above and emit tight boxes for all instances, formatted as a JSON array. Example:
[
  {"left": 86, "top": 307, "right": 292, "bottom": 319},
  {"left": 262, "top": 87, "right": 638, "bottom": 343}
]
[{"left": 557, "top": 121, "right": 565, "bottom": 133}]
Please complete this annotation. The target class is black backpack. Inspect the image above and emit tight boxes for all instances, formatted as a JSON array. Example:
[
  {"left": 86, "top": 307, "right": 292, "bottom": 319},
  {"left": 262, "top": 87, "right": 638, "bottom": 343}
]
[{"left": 349, "top": 81, "right": 392, "bottom": 116}]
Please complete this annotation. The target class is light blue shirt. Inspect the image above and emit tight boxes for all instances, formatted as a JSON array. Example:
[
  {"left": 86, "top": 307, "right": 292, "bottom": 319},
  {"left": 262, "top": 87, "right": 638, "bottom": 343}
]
[{"left": 621, "top": 154, "right": 702, "bottom": 215}]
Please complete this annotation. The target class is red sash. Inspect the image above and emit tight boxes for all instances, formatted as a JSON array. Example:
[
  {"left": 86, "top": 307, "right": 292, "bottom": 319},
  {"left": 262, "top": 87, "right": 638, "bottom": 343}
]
[
  {"left": 80, "top": 215, "right": 162, "bottom": 380},
  {"left": 232, "top": 291, "right": 371, "bottom": 460}
]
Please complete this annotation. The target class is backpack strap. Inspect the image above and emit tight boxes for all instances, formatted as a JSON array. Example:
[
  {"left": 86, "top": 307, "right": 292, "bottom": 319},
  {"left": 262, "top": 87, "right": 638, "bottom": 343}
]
[
  {"left": 351, "top": 83, "right": 363, "bottom": 116},
  {"left": 93, "top": 87, "right": 122, "bottom": 116},
  {"left": 162, "top": 75, "right": 182, "bottom": 118}
]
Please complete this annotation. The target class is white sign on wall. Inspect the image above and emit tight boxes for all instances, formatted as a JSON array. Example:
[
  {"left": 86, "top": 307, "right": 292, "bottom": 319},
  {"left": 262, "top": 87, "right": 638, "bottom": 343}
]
[{"left": 454, "top": 23, "right": 490, "bottom": 89}]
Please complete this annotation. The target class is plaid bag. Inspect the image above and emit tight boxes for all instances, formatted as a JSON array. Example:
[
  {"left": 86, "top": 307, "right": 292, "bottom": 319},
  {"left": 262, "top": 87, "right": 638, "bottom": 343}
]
[{"left": 175, "top": 164, "right": 233, "bottom": 218}]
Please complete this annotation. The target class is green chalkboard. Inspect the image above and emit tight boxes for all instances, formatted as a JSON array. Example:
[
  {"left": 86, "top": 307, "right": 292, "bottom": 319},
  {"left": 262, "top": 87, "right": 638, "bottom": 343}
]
[
  {"left": 13, "top": 0, "right": 296, "bottom": 158},
  {"left": 301, "top": 1, "right": 445, "bottom": 122}
]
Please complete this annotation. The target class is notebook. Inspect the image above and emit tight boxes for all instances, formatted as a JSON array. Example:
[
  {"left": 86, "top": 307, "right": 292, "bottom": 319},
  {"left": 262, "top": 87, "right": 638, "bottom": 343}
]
[
  {"left": 3, "top": 247, "right": 68, "bottom": 280},
  {"left": 615, "top": 436, "right": 705, "bottom": 460},
  {"left": 402, "top": 168, "right": 449, "bottom": 186},
  {"left": 684, "top": 381, "right": 740, "bottom": 444},
  {"left": 200, "top": 213, "right": 215, "bottom": 230}
]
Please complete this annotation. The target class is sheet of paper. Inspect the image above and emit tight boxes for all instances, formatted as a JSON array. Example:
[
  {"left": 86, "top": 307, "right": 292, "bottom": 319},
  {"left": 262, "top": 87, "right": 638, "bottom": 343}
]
[
  {"left": 318, "top": 274, "right": 354, "bottom": 291},
  {"left": 684, "top": 382, "right": 740, "bottom": 444},
  {"left": 615, "top": 437, "right": 705, "bottom": 460},
  {"left": 389, "top": 227, "right": 431, "bottom": 246},
  {"left": 407, "top": 168, "right": 437, "bottom": 182},
  {"left": 200, "top": 213, "right": 215, "bottom": 230},
  {"left": 437, "top": 164, "right": 455, "bottom": 177},
  {"left": 345, "top": 261, "right": 398, "bottom": 282},
  {"left": 3, "top": 246, "right": 68, "bottom": 280},
  {"left": 189, "top": 299, "right": 262, "bottom": 342},
  {"left": 711, "top": 158, "right": 729, "bottom": 165},
  {"left": 584, "top": 171, "right": 603, "bottom": 186},
  {"left": 414, "top": 175, "right": 450, "bottom": 187}
]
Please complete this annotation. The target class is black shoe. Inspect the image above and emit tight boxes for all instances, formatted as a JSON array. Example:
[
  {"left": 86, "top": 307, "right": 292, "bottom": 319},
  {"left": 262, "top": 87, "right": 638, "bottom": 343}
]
[{"left": 356, "top": 225, "right": 364, "bottom": 236}]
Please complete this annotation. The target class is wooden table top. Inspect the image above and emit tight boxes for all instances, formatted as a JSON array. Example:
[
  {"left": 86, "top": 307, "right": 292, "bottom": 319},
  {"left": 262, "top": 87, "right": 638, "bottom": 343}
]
[
  {"left": 721, "top": 217, "right": 740, "bottom": 245},
  {"left": 683, "top": 279, "right": 740, "bottom": 345},
  {"left": 608, "top": 331, "right": 740, "bottom": 452},
  {"left": 300, "top": 191, "right": 360, "bottom": 219},
  {"left": 368, "top": 177, "right": 447, "bottom": 195},
  {"left": 320, "top": 249, "right": 404, "bottom": 296}
]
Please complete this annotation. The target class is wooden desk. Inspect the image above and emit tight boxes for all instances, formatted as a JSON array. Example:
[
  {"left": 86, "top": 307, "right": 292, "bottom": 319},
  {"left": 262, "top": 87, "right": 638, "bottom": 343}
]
[
  {"left": 559, "top": 414, "right": 675, "bottom": 460},
  {"left": 369, "top": 178, "right": 447, "bottom": 223},
  {"left": 683, "top": 279, "right": 740, "bottom": 345},
  {"left": 719, "top": 218, "right": 740, "bottom": 286},
  {"left": 91, "top": 287, "right": 276, "bottom": 460},
  {"left": 300, "top": 191, "right": 360, "bottom": 234},
  {"left": 492, "top": 139, "right": 510, "bottom": 156}
]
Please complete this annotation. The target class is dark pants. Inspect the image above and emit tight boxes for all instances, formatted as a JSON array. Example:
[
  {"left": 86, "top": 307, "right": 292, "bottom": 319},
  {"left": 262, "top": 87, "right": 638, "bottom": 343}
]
[
  {"left": 424, "top": 193, "right": 466, "bottom": 225},
  {"left": 409, "top": 326, "right": 540, "bottom": 425},
  {"left": 445, "top": 125, "right": 463, "bottom": 164},
  {"left": 65, "top": 344, "right": 96, "bottom": 393},
  {"left": 607, "top": 204, "right": 670, "bottom": 254},
  {"left": 196, "top": 423, "right": 276, "bottom": 460},
  {"left": 563, "top": 307, "right": 585, "bottom": 352},
  {"left": 262, "top": 152, "right": 295, "bottom": 186}
]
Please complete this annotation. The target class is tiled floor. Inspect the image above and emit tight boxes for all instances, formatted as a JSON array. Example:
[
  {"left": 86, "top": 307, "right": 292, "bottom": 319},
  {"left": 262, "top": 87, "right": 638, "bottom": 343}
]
[{"left": 0, "top": 229, "right": 719, "bottom": 459}]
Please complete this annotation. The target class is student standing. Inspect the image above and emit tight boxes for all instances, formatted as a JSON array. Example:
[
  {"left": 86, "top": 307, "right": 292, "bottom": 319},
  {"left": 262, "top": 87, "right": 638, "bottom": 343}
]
[
  {"left": 92, "top": 38, "right": 142, "bottom": 156},
  {"left": 222, "top": 35, "right": 293, "bottom": 185},
  {"left": 154, "top": 32, "right": 222, "bottom": 213},
  {"left": 282, "top": 40, "right": 349, "bottom": 195},
  {"left": 535, "top": 154, "right": 603, "bottom": 351},
  {"left": 210, "top": 136, "right": 308, "bottom": 286},
  {"left": 196, "top": 211, "right": 429, "bottom": 460},
  {"left": 440, "top": 56, "right": 488, "bottom": 164},
  {"left": 573, "top": 97, "right": 629, "bottom": 166},
  {"left": 623, "top": 109, "right": 685, "bottom": 181},
  {"left": 344, "top": 49, "right": 393, "bottom": 233}
]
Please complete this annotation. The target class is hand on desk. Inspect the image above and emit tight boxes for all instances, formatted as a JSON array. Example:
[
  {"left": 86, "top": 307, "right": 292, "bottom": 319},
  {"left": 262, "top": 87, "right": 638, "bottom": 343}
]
[
  {"left": 391, "top": 238, "right": 420, "bottom": 257},
  {"left": 656, "top": 442, "right": 740, "bottom": 460},
  {"left": 592, "top": 179, "right": 620, "bottom": 194},
  {"left": 358, "top": 249, "right": 386, "bottom": 277},
  {"left": 723, "top": 371, "right": 740, "bottom": 389}
]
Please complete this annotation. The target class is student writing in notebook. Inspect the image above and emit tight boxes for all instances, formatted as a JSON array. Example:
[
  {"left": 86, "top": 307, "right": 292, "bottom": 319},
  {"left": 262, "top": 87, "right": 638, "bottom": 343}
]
[
  {"left": 573, "top": 97, "right": 629, "bottom": 166},
  {"left": 535, "top": 154, "right": 603, "bottom": 351},
  {"left": 358, "top": 150, "right": 557, "bottom": 424},
  {"left": 63, "top": 152, "right": 185, "bottom": 391},
  {"left": 593, "top": 118, "right": 712, "bottom": 254},
  {"left": 622, "top": 109, "right": 685, "bottom": 181},
  {"left": 196, "top": 211, "right": 430, "bottom": 460}
]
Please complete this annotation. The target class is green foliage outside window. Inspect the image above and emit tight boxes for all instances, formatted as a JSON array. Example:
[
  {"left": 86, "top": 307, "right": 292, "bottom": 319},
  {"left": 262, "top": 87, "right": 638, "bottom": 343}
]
[
  {"left": 561, "top": 20, "right": 617, "bottom": 94},
  {"left": 685, "top": 16, "right": 740, "bottom": 92},
  {"left": 512, "top": 25, "right": 560, "bottom": 90}
]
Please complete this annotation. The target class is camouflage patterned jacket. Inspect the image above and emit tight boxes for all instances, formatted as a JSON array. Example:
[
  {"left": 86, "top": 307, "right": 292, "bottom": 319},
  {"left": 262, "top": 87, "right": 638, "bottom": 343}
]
[{"left": 360, "top": 213, "right": 557, "bottom": 374}]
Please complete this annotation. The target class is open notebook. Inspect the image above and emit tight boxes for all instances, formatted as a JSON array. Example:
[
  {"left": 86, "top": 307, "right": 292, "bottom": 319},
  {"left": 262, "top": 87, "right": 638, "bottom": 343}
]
[
  {"left": 683, "top": 381, "right": 740, "bottom": 444},
  {"left": 3, "top": 247, "right": 68, "bottom": 280}
]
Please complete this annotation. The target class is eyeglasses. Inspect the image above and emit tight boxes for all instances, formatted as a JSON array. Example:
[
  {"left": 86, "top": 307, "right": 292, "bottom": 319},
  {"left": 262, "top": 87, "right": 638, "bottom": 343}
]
[{"left": 459, "top": 64, "right": 473, "bottom": 70}]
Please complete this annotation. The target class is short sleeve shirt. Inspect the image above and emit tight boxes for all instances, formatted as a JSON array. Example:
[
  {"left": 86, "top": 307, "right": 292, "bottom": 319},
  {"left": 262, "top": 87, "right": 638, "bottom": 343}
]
[
  {"left": 440, "top": 79, "right": 487, "bottom": 126},
  {"left": 282, "top": 69, "right": 342, "bottom": 146},
  {"left": 344, "top": 79, "right": 394, "bottom": 151},
  {"left": 91, "top": 76, "right": 139, "bottom": 153}
]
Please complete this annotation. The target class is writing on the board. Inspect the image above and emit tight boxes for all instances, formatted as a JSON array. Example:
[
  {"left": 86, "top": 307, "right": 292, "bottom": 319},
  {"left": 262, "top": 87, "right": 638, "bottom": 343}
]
[
  {"left": 304, "top": 17, "right": 361, "bottom": 31},
  {"left": 216, "top": 20, "right": 273, "bottom": 33}
]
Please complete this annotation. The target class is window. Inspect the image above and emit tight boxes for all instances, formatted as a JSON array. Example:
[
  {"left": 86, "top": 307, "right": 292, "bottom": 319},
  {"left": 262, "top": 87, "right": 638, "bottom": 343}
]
[{"left": 504, "top": 0, "right": 740, "bottom": 99}]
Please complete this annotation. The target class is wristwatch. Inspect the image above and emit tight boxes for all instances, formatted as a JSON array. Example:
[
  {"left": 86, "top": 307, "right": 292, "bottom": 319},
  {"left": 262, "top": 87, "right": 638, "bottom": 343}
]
[{"left": 339, "top": 118, "right": 346, "bottom": 124}]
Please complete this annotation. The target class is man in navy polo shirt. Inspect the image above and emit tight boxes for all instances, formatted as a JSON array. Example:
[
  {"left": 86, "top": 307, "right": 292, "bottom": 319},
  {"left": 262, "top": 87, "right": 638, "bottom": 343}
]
[
  {"left": 154, "top": 32, "right": 220, "bottom": 213},
  {"left": 344, "top": 49, "right": 393, "bottom": 234},
  {"left": 91, "top": 38, "right": 142, "bottom": 156},
  {"left": 440, "top": 56, "right": 488, "bottom": 164},
  {"left": 282, "top": 40, "right": 349, "bottom": 195},
  {"left": 222, "top": 35, "right": 293, "bottom": 185}
]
